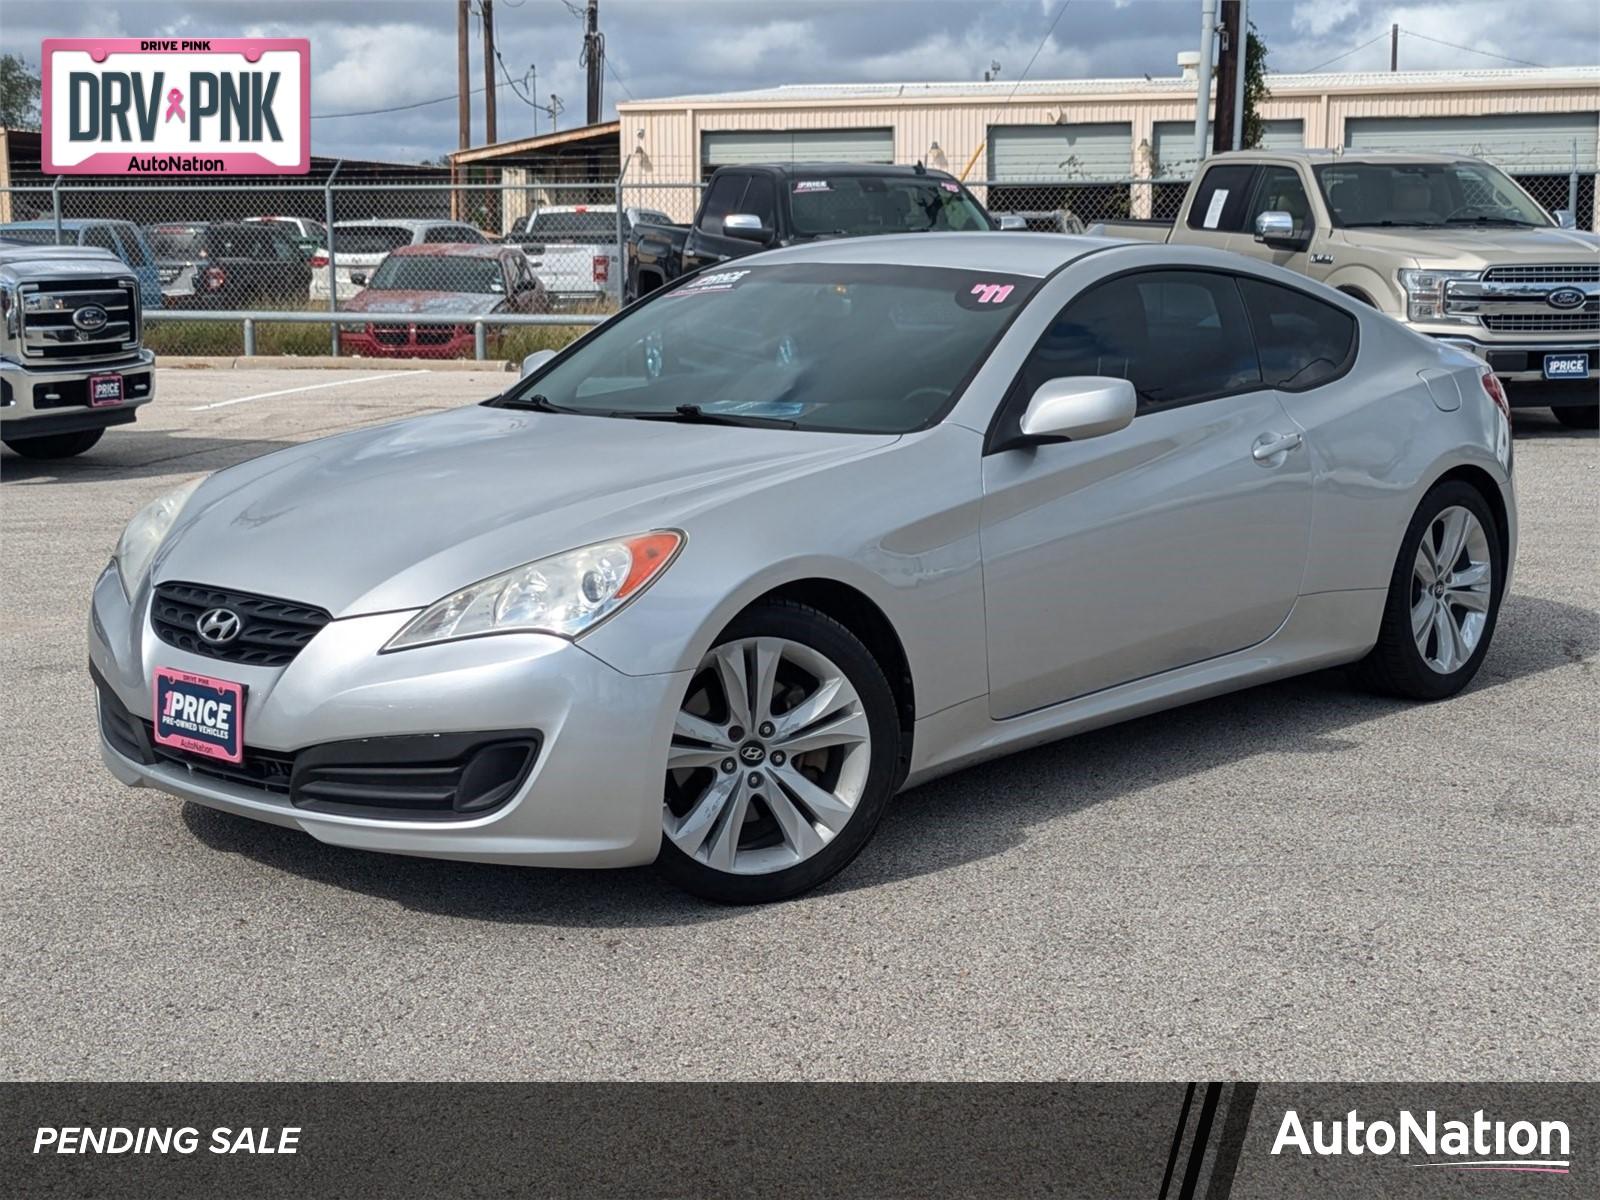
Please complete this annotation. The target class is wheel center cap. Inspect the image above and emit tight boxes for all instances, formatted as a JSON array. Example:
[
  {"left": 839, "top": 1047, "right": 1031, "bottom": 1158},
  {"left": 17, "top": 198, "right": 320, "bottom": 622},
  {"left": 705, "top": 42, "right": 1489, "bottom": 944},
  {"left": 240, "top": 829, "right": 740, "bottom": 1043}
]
[
  {"left": 1433, "top": 581, "right": 1446, "bottom": 598},
  {"left": 738, "top": 741, "right": 767, "bottom": 766}
]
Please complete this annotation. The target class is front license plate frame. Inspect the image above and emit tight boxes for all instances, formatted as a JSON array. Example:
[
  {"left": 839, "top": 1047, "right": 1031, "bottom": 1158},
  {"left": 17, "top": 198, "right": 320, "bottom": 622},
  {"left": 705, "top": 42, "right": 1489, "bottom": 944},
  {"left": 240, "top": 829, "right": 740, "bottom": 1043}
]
[
  {"left": 152, "top": 667, "right": 246, "bottom": 764},
  {"left": 87, "top": 374, "right": 125, "bottom": 407},
  {"left": 1543, "top": 353, "right": 1590, "bottom": 381}
]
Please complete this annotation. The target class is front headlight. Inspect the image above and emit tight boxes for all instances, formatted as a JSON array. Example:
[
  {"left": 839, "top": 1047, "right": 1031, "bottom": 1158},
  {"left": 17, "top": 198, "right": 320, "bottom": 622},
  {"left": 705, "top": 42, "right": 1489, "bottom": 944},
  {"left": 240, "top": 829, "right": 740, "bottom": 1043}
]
[
  {"left": 1398, "top": 268, "right": 1480, "bottom": 324},
  {"left": 114, "top": 477, "right": 205, "bottom": 598},
  {"left": 383, "top": 530, "right": 684, "bottom": 652}
]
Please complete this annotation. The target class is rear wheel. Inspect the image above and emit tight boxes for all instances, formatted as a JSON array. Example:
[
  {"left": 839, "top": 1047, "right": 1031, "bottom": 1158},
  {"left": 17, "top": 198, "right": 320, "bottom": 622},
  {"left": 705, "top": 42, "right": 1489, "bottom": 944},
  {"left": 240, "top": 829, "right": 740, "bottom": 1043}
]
[
  {"left": 1355, "top": 481, "right": 1503, "bottom": 701},
  {"left": 656, "top": 602, "right": 901, "bottom": 904},
  {"left": 2, "top": 427, "right": 105, "bottom": 459},
  {"left": 1553, "top": 404, "right": 1598, "bottom": 429}
]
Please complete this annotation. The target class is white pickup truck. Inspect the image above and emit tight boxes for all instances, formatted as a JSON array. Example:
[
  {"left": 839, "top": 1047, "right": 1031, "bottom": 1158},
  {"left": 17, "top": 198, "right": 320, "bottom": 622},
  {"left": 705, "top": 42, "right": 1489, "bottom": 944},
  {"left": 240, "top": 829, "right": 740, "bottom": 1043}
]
[
  {"left": 502, "top": 205, "right": 669, "bottom": 310},
  {"left": 1093, "top": 149, "right": 1599, "bottom": 427}
]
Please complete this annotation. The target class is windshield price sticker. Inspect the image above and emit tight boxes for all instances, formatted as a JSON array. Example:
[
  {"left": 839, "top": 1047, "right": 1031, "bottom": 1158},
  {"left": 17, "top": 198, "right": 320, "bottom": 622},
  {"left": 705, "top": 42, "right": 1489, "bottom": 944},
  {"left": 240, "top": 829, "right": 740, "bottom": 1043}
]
[
  {"left": 1202, "top": 189, "right": 1229, "bottom": 229},
  {"left": 941, "top": 181, "right": 961, "bottom": 192},
  {"left": 793, "top": 180, "right": 832, "bottom": 193},
  {"left": 673, "top": 269, "right": 752, "bottom": 297},
  {"left": 955, "top": 278, "right": 1025, "bottom": 310}
]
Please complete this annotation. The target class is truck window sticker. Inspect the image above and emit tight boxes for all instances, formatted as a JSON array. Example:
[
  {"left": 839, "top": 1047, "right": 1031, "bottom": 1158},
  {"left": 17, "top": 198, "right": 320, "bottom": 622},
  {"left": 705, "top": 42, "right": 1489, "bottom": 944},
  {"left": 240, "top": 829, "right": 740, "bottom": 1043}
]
[
  {"left": 1203, "top": 189, "right": 1229, "bottom": 230},
  {"left": 793, "top": 181, "right": 831, "bottom": 193}
]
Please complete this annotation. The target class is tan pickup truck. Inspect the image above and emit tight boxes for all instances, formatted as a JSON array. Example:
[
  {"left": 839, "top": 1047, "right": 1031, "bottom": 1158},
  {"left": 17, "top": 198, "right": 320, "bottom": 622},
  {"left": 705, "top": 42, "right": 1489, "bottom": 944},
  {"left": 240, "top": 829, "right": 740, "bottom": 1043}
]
[{"left": 1093, "top": 149, "right": 1599, "bottom": 428}]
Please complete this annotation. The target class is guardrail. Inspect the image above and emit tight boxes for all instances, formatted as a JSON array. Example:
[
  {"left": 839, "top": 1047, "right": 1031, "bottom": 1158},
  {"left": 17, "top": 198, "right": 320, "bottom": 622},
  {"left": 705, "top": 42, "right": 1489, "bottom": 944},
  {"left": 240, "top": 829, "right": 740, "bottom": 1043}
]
[{"left": 141, "top": 309, "right": 607, "bottom": 360}]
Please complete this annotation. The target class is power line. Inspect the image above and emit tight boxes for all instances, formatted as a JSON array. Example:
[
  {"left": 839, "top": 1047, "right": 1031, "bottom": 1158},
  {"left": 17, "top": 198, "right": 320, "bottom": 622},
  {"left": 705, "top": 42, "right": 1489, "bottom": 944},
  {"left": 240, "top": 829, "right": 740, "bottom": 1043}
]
[
  {"left": 1300, "top": 31, "right": 1388, "bottom": 74},
  {"left": 1005, "top": 1, "right": 1071, "bottom": 104},
  {"left": 1399, "top": 28, "right": 1546, "bottom": 69}
]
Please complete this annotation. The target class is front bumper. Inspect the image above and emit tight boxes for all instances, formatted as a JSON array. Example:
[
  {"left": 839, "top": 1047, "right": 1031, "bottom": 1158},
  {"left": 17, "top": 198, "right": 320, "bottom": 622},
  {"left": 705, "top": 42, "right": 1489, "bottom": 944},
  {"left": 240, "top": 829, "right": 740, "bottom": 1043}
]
[
  {"left": 1, "top": 350, "right": 156, "bottom": 435},
  {"left": 1429, "top": 335, "right": 1599, "bottom": 387},
  {"left": 89, "top": 565, "right": 688, "bottom": 867}
]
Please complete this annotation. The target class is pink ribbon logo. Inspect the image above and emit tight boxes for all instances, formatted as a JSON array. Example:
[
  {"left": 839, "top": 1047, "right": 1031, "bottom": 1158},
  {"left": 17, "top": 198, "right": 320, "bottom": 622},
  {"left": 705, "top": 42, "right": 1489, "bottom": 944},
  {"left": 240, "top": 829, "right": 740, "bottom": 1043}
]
[{"left": 164, "top": 88, "right": 185, "bottom": 123}]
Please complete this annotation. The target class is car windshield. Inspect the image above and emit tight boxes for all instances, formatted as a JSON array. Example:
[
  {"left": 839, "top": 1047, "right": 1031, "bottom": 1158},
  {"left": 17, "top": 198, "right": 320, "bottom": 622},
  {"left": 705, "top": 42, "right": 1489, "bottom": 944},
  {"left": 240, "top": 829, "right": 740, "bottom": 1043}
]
[
  {"left": 497, "top": 262, "right": 1035, "bottom": 433},
  {"left": 523, "top": 211, "right": 621, "bottom": 241},
  {"left": 1314, "top": 161, "right": 1551, "bottom": 228},
  {"left": 147, "top": 227, "right": 207, "bottom": 259},
  {"left": 789, "top": 177, "right": 993, "bottom": 236},
  {"left": 369, "top": 255, "right": 504, "bottom": 293},
  {"left": 335, "top": 226, "right": 415, "bottom": 255}
]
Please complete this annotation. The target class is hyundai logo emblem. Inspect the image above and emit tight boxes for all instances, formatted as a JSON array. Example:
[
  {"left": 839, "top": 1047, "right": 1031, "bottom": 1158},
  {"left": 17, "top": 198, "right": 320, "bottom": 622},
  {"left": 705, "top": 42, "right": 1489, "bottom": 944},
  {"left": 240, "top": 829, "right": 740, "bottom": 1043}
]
[
  {"left": 1547, "top": 287, "right": 1586, "bottom": 311},
  {"left": 196, "top": 608, "right": 243, "bottom": 646},
  {"left": 71, "top": 304, "right": 109, "bottom": 332},
  {"left": 738, "top": 742, "right": 767, "bottom": 766}
]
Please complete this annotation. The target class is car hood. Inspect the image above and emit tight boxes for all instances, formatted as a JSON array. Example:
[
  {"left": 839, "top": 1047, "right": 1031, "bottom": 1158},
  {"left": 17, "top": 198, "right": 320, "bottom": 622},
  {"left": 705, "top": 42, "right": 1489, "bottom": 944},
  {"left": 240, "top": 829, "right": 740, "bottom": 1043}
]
[
  {"left": 1338, "top": 224, "right": 1600, "bottom": 266},
  {"left": 344, "top": 289, "right": 505, "bottom": 315},
  {"left": 156, "top": 404, "right": 896, "bottom": 617}
]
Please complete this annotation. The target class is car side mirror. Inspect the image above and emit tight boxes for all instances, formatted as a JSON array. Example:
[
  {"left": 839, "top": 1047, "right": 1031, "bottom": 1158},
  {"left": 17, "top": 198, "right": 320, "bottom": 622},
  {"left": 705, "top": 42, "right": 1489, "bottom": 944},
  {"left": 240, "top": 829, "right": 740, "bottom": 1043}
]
[
  {"left": 1554, "top": 208, "right": 1577, "bottom": 229},
  {"left": 490, "top": 279, "right": 506, "bottom": 293},
  {"left": 723, "top": 213, "right": 773, "bottom": 244},
  {"left": 1018, "top": 377, "right": 1136, "bottom": 443},
  {"left": 1254, "top": 211, "right": 1303, "bottom": 247},
  {"left": 995, "top": 214, "right": 1028, "bottom": 231},
  {"left": 521, "top": 348, "right": 557, "bottom": 378},
  {"left": 349, "top": 271, "right": 368, "bottom": 286}
]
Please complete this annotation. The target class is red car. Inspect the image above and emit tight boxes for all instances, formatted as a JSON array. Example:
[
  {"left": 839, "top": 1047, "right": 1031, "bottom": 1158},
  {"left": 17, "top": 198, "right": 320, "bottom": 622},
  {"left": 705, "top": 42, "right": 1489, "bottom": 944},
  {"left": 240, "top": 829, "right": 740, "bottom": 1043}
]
[{"left": 338, "top": 244, "right": 549, "bottom": 359}]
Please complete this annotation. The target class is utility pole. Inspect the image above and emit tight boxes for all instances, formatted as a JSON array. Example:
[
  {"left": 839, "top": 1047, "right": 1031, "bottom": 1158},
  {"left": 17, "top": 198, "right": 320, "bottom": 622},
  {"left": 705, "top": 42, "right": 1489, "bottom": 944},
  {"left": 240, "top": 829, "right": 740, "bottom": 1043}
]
[
  {"left": 583, "top": 0, "right": 604, "bottom": 126},
  {"left": 1231, "top": 0, "right": 1248, "bottom": 150},
  {"left": 1211, "top": 0, "right": 1241, "bottom": 154},
  {"left": 1390, "top": 23, "right": 1399, "bottom": 71},
  {"left": 482, "top": 0, "right": 497, "bottom": 145},
  {"left": 1192, "top": 0, "right": 1218, "bottom": 168},
  {"left": 457, "top": 0, "right": 471, "bottom": 150}
]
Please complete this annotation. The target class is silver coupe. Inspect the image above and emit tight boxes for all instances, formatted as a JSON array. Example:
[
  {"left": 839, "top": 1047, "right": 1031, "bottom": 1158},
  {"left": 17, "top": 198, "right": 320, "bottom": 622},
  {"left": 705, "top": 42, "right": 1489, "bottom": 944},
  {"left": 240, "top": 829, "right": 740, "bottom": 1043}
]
[{"left": 91, "top": 233, "right": 1516, "bottom": 902}]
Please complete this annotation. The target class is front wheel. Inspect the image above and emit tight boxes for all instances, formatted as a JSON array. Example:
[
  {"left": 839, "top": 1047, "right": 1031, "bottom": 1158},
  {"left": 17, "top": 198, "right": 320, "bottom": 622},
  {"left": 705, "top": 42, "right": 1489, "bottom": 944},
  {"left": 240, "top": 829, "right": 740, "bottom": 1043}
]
[
  {"left": 2, "top": 427, "right": 105, "bottom": 459},
  {"left": 1355, "top": 481, "right": 1504, "bottom": 701},
  {"left": 656, "top": 602, "right": 902, "bottom": 904}
]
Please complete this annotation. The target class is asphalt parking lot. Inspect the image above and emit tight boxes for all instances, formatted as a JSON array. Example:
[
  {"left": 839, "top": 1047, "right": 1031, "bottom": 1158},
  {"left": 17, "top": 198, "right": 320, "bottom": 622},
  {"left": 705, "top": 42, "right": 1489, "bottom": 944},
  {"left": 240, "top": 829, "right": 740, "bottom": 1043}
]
[{"left": 2, "top": 368, "right": 1595, "bottom": 1082}]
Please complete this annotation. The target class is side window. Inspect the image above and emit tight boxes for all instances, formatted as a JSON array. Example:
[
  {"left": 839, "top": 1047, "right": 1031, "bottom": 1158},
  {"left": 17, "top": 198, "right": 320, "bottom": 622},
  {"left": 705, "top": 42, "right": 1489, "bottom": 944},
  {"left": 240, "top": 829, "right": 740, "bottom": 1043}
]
[
  {"left": 698, "top": 174, "right": 749, "bottom": 236},
  {"left": 1246, "top": 166, "right": 1313, "bottom": 235},
  {"left": 1013, "top": 270, "right": 1262, "bottom": 417},
  {"left": 423, "top": 226, "right": 455, "bottom": 244},
  {"left": 83, "top": 226, "right": 120, "bottom": 255},
  {"left": 1237, "top": 276, "right": 1356, "bottom": 392},
  {"left": 454, "top": 225, "right": 486, "bottom": 243},
  {"left": 1185, "top": 164, "right": 1257, "bottom": 233},
  {"left": 741, "top": 174, "right": 777, "bottom": 227}
]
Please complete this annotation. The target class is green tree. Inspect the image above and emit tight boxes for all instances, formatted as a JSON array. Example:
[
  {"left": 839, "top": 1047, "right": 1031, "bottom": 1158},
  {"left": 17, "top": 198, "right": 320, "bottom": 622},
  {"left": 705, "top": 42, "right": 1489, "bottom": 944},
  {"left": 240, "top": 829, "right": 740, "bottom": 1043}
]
[
  {"left": 1241, "top": 23, "right": 1271, "bottom": 150},
  {"left": 0, "top": 54, "right": 42, "bottom": 129}
]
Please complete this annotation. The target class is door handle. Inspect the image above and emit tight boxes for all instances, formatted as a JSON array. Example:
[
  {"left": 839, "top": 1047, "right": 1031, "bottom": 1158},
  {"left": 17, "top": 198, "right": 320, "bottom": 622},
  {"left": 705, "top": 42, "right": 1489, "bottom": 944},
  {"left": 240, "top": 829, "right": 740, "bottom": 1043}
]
[{"left": 1251, "top": 431, "right": 1303, "bottom": 461}]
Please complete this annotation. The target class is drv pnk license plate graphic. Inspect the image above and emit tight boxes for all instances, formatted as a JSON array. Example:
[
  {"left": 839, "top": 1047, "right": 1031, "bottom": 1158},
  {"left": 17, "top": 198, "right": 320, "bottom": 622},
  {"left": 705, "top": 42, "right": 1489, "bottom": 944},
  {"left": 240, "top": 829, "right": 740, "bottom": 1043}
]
[{"left": 152, "top": 667, "right": 245, "bottom": 763}]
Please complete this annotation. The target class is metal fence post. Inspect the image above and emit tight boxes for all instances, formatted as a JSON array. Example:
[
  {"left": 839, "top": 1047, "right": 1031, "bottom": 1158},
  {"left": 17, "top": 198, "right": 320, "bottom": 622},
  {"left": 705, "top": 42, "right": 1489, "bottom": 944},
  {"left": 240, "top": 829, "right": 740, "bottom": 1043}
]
[
  {"left": 243, "top": 317, "right": 256, "bottom": 357},
  {"left": 1569, "top": 139, "right": 1580, "bottom": 219},
  {"left": 51, "top": 177, "right": 63, "bottom": 244},
  {"left": 324, "top": 159, "right": 342, "bottom": 355},
  {"left": 474, "top": 320, "right": 486, "bottom": 361},
  {"left": 611, "top": 149, "right": 630, "bottom": 307}
]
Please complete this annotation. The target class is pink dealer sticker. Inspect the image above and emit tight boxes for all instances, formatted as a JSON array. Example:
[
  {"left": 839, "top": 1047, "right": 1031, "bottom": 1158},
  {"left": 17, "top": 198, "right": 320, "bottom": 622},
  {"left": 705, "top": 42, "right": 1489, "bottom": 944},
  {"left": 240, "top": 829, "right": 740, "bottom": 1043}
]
[{"left": 42, "top": 38, "right": 310, "bottom": 175}]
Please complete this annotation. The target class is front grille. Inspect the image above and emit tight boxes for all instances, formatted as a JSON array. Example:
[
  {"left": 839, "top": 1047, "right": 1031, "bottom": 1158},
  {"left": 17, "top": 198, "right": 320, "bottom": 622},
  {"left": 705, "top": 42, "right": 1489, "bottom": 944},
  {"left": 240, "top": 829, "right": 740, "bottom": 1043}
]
[
  {"left": 18, "top": 278, "right": 140, "bottom": 362},
  {"left": 1483, "top": 264, "right": 1600, "bottom": 284},
  {"left": 416, "top": 325, "right": 457, "bottom": 345},
  {"left": 145, "top": 724, "right": 298, "bottom": 794},
  {"left": 374, "top": 327, "right": 409, "bottom": 346},
  {"left": 1482, "top": 311, "right": 1600, "bottom": 333},
  {"left": 150, "top": 581, "right": 332, "bottom": 668}
]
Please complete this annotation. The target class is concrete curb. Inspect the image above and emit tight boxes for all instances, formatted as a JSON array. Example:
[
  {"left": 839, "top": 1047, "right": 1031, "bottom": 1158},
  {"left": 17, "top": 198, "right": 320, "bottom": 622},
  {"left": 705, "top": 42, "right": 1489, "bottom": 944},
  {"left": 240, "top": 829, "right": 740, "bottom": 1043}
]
[{"left": 160, "top": 355, "right": 514, "bottom": 372}]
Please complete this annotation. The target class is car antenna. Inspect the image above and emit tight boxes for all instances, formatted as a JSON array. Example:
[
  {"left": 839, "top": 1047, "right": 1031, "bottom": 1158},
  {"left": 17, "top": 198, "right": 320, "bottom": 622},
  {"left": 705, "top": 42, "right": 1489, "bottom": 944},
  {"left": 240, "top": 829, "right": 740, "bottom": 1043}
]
[{"left": 913, "top": 160, "right": 926, "bottom": 174}]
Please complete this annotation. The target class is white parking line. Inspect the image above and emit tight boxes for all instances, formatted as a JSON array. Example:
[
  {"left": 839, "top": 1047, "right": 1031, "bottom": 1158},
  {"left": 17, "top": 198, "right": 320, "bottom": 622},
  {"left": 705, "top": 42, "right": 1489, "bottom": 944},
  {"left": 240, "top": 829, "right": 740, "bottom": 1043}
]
[{"left": 190, "top": 370, "right": 431, "bottom": 411}]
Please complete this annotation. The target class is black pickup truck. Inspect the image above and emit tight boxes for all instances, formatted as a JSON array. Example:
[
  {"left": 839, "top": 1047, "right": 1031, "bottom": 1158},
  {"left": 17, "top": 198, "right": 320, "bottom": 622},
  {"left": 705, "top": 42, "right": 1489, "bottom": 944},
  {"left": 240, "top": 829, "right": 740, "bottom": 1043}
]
[{"left": 626, "top": 162, "right": 1016, "bottom": 302}]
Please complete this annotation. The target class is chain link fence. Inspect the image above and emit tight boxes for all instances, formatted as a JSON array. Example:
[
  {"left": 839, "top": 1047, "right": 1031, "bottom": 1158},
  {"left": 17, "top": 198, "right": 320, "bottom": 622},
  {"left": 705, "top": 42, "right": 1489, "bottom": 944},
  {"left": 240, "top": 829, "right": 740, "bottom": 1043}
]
[{"left": 3, "top": 151, "right": 1592, "bottom": 359}]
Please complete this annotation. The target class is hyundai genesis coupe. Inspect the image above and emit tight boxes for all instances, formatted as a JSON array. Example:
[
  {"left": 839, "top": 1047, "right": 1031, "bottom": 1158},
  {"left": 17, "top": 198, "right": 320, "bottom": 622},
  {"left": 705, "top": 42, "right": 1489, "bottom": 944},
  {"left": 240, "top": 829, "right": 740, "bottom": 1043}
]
[{"left": 91, "top": 233, "right": 1515, "bottom": 902}]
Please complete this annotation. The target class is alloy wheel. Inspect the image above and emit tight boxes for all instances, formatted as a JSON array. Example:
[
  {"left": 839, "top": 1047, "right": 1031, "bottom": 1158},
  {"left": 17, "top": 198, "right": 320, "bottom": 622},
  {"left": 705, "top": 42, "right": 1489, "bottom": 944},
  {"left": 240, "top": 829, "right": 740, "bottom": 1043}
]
[
  {"left": 1410, "top": 505, "right": 1493, "bottom": 675},
  {"left": 664, "top": 637, "right": 872, "bottom": 875}
]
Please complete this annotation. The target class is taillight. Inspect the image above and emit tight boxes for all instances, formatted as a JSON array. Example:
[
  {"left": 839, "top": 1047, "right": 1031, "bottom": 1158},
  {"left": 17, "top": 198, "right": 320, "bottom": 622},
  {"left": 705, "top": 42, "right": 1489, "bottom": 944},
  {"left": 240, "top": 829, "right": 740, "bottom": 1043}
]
[
  {"left": 309, "top": 251, "right": 329, "bottom": 268},
  {"left": 592, "top": 255, "right": 610, "bottom": 284},
  {"left": 1481, "top": 370, "right": 1510, "bottom": 422},
  {"left": 203, "top": 266, "right": 226, "bottom": 290}
]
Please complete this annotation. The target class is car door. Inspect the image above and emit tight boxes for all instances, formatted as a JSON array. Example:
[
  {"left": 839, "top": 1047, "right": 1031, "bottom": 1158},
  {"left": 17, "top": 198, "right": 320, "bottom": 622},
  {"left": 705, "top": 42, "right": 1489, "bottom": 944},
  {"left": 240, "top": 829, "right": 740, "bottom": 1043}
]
[
  {"left": 1173, "top": 162, "right": 1257, "bottom": 249},
  {"left": 1226, "top": 164, "right": 1322, "bottom": 280},
  {"left": 682, "top": 171, "right": 755, "bottom": 272},
  {"left": 979, "top": 266, "right": 1313, "bottom": 718}
]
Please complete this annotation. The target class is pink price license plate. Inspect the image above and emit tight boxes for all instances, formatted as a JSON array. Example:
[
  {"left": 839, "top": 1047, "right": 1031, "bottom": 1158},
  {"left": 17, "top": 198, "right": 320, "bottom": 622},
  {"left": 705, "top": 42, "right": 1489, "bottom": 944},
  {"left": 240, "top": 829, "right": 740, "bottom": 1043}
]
[
  {"left": 88, "top": 374, "right": 124, "bottom": 407},
  {"left": 152, "top": 668, "right": 246, "bottom": 763}
]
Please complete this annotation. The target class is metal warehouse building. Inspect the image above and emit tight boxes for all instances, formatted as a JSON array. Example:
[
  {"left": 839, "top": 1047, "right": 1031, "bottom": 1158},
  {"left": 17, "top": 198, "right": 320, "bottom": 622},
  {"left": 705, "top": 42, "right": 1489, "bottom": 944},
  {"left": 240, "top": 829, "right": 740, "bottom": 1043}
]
[{"left": 613, "top": 64, "right": 1600, "bottom": 227}]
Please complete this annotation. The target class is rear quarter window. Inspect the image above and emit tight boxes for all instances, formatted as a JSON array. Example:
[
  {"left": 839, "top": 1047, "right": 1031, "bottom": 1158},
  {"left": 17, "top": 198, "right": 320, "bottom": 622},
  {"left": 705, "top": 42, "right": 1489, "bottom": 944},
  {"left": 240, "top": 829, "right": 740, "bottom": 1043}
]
[
  {"left": 1186, "top": 164, "right": 1257, "bottom": 232},
  {"left": 1237, "top": 276, "right": 1357, "bottom": 391}
]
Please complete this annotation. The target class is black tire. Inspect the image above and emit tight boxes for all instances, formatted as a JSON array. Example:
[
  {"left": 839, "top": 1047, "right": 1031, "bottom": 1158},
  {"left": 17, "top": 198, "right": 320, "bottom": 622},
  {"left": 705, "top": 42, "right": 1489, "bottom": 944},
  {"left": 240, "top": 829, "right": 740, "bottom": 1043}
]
[
  {"left": 1553, "top": 404, "right": 1599, "bottom": 430},
  {"left": 656, "top": 601, "right": 902, "bottom": 904},
  {"left": 2, "top": 427, "right": 105, "bottom": 459},
  {"left": 1354, "top": 480, "right": 1504, "bottom": 701}
]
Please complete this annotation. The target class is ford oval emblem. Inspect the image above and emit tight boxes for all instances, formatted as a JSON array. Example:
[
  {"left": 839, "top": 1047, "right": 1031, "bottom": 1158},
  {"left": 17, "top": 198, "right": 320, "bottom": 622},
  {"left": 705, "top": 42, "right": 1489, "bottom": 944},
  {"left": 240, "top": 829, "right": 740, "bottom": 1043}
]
[
  {"left": 1546, "top": 287, "right": 1586, "bottom": 311},
  {"left": 72, "top": 304, "right": 109, "bottom": 332}
]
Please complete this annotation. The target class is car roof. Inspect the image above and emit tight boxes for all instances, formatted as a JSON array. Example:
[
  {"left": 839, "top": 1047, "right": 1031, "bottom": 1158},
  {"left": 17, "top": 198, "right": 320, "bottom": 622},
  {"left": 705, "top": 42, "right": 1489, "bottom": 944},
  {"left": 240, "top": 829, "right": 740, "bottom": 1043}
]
[
  {"left": 388, "top": 243, "right": 511, "bottom": 258},
  {"left": 333, "top": 218, "right": 473, "bottom": 229},
  {"left": 0, "top": 218, "right": 136, "bottom": 229},
  {"left": 1207, "top": 149, "right": 1497, "bottom": 167},
  {"left": 731, "top": 161, "right": 960, "bottom": 181},
  {"left": 743, "top": 231, "right": 1124, "bottom": 277}
]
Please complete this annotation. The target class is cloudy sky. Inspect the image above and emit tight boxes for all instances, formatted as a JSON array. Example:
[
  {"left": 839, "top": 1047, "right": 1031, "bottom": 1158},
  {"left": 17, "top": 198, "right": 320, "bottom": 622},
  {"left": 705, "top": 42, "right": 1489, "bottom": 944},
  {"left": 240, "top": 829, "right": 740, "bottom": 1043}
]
[{"left": 4, "top": 0, "right": 1597, "bottom": 163}]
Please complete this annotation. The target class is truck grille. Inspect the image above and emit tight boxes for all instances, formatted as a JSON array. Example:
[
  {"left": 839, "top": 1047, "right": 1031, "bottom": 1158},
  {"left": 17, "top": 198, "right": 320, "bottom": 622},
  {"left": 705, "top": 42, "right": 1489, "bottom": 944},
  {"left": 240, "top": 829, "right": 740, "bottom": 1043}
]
[
  {"left": 17, "top": 278, "right": 140, "bottom": 362},
  {"left": 1483, "top": 264, "right": 1600, "bottom": 284},
  {"left": 150, "top": 581, "right": 332, "bottom": 668},
  {"left": 1482, "top": 311, "right": 1600, "bottom": 333}
]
